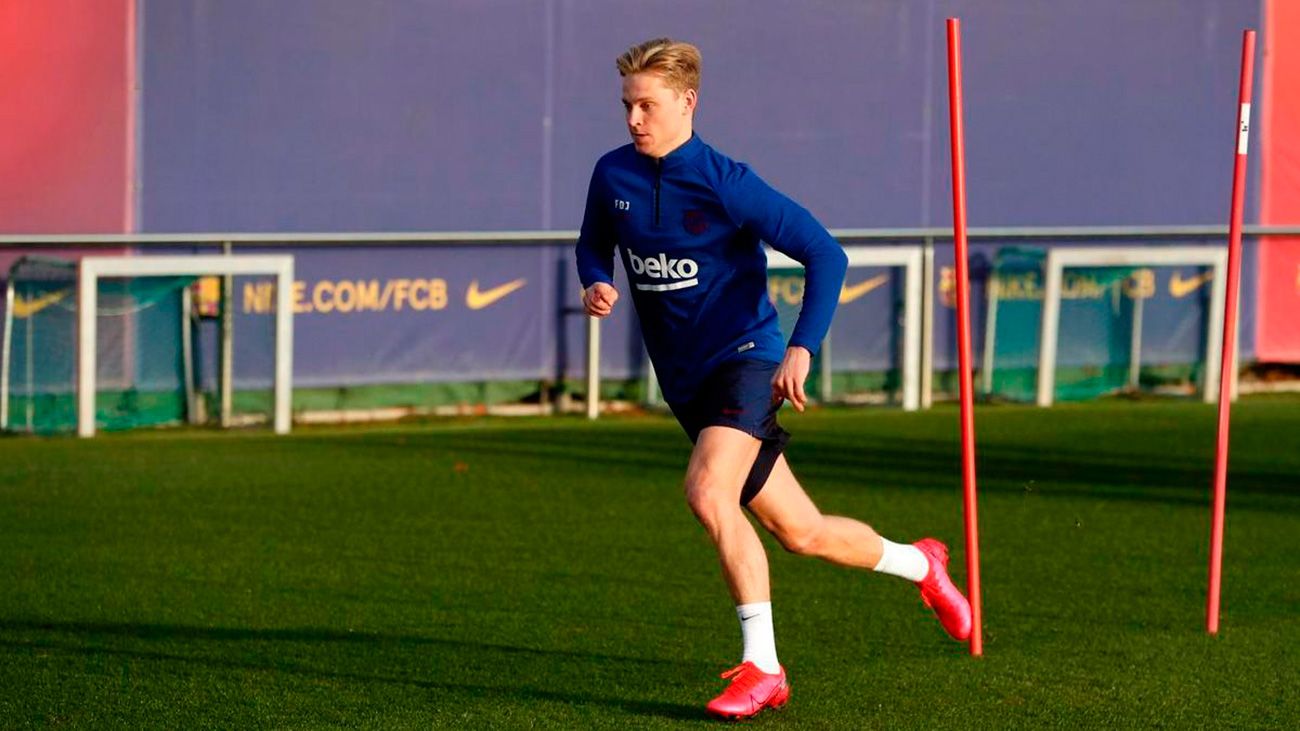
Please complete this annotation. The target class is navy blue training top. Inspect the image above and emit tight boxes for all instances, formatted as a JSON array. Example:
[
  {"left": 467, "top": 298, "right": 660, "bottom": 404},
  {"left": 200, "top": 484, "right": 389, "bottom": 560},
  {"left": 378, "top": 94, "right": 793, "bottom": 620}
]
[{"left": 575, "top": 133, "right": 848, "bottom": 404}]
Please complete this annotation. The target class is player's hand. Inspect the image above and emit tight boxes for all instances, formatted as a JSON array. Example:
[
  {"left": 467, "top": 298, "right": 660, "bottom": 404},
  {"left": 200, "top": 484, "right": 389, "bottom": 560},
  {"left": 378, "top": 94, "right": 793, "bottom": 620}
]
[
  {"left": 582, "top": 282, "right": 619, "bottom": 318},
  {"left": 772, "top": 346, "right": 812, "bottom": 412}
]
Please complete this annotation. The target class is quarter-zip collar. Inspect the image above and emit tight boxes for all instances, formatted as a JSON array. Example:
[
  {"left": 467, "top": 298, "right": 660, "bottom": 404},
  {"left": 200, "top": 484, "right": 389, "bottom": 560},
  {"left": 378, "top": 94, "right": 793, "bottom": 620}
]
[
  {"left": 639, "top": 134, "right": 704, "bottom": 228},
  {"left": 639, "top": 132, "right": 705, "bottom": 170}
]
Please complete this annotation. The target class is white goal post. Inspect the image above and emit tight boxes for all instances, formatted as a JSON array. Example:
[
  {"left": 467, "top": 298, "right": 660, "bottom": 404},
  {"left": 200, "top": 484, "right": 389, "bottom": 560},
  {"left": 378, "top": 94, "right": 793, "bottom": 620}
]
[
  {"left": 1035, "top": 246, "right": 1229, "bottom": 407},
  {"left": 77, "top": 255, "right": 295, "bottom": 437}
]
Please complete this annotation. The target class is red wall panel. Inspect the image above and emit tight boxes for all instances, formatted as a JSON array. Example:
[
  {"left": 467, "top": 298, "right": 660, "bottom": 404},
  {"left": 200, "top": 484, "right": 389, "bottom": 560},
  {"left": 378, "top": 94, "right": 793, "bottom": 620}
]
[
  {"left": 0, "top": 0, "right": 133, "bottom": 233},
  {"left": 1258, "top": 0, "right": 1300, "bottom": 362}
]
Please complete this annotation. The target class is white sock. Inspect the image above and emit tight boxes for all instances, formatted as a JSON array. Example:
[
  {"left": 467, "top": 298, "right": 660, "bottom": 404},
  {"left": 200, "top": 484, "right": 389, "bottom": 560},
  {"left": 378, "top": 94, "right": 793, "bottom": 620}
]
[
  {"left": 873, "top": 538, "right": 930, "bottom": 582},
  {"left": 736, "top": 602, "right": 780, "bottom": 674}
]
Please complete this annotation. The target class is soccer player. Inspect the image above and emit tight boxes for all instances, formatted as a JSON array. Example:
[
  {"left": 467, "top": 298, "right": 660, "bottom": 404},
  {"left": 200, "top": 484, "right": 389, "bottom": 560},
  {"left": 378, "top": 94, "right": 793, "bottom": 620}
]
[{"left": 575, "top": 38, "right": 972, "bottom": 721}]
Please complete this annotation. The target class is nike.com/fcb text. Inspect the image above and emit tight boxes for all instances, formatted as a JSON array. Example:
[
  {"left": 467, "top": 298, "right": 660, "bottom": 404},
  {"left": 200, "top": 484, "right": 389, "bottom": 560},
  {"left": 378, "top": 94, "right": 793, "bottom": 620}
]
[{"left": 241, "top": 277, "right": 529, "bottom": 315}]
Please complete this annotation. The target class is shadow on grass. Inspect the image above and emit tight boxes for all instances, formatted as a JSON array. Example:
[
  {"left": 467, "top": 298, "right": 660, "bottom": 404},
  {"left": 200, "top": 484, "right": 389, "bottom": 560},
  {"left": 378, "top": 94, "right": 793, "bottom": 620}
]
[
  {"left": 197, "top": 406, "right": 1300, "bottom": 514},
  {"left": 393, "top": 426, "right": 1300, "bottom": 513},
  {"left": 794, "top": 433, "right": 1300, "bottom": 509},
  {"left": 0, "top": 619, "right": 706, "bottom": 722}
]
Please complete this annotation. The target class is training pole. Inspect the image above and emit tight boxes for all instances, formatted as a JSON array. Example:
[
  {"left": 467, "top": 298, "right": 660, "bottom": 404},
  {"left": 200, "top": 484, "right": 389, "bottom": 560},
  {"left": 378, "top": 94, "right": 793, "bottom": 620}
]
[
  {"left": 1207, "top": 29, "right": 1256, "bottom": 636},
  {"left": 946, "top": 17, "right": 983, "bottom": 657}
]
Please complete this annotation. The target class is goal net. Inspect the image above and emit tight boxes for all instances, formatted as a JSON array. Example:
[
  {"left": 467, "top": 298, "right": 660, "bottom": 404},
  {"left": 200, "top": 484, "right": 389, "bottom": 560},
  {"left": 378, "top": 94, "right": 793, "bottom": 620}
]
[{"left": 1, "top": 256, "right": 188, "bottom": 433}]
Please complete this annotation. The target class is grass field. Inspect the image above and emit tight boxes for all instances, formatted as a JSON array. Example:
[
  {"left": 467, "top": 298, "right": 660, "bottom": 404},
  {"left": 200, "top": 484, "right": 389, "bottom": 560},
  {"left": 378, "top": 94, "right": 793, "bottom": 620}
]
[{"left": 2, "top": 398, "right": 1298, "bottom": 728}]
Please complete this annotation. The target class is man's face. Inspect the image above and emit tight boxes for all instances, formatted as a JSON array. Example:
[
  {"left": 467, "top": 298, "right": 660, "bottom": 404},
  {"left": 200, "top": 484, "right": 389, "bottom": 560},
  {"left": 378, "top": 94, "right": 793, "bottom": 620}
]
[{"left": 622, "top": 72, "right": 695, "bottom": 158}]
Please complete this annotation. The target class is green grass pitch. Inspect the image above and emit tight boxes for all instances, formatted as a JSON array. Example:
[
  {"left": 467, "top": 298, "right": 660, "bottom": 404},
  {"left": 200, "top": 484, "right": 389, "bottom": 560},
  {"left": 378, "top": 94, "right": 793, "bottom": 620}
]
[{"left": 2, "top": 398, "right": 1298, "bottom": 728}]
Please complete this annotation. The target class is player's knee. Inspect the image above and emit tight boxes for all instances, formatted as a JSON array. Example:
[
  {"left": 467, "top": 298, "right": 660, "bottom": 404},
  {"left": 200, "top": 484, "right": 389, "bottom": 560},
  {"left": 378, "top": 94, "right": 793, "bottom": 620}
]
[
  {"left": 683, "top": 476, "right": 737, "bottom": 529},
  {"left": 778, "top": 520, "right": 825, "bottom": 557}
]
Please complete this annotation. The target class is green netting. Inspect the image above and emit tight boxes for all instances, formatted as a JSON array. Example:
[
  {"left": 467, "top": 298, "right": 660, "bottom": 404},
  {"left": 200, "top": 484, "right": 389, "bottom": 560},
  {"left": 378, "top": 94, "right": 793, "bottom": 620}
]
[
  {"left": 4, "top": 260, "right": 195, "bottom": 434},
  {"left": 5, "top": 390, "right": 190, "bottom": 435},
  {"left": 985, "top": 247, "right": 1139, "bottom": 402}
]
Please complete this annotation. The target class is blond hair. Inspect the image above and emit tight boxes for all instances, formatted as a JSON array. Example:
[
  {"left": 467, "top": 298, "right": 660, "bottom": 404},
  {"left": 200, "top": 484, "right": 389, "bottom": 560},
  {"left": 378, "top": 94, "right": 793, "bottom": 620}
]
[{"left": 616, "top": 38, "right": 701, "bottom": 93}]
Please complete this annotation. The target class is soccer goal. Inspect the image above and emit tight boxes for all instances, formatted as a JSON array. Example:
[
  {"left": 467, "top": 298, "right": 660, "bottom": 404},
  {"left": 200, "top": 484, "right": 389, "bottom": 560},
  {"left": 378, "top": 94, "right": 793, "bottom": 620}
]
[
  {"left": 1, "top": 254, "right": 295, "bottom": 437},
  {"left": 641, "top": 245, "right": 924, "bottom": 410},
  {"left": 78, "top": 255, "right": 294, "bottom": 436},
  {"left": 1034, "top": 246, "right": 1229, "bottom": 407}
]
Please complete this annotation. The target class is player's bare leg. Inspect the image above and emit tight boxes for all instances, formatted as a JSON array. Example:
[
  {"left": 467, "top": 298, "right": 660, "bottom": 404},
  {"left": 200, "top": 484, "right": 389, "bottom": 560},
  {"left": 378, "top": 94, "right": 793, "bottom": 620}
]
[
  {"left": 685, "top": 426, "right": 789, "bottom": 720},
  {"left": 683, "top": 426, "right": 768, "bottom": 605},
  {"left": 745, "top": 455, "right": 884, "bottom": 568},
  {"left": 746, "top": 454, "right": 973, "bottom": 641}
]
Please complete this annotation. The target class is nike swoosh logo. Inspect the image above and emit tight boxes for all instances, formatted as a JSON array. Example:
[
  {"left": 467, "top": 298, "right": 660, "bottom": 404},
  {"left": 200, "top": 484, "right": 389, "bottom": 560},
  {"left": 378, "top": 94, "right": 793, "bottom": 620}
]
[
  {"left": 12, "top": 289, "right": 70, "bottom": 318},
  {"left": 466, "top": 278, "right": 527, "bottom": 310},
  {"left": 1169, "top": 271, "right": 1214, "bottom": 298},
  {"left": 839, "top": 274, "right": 889, "bottom": 304}
]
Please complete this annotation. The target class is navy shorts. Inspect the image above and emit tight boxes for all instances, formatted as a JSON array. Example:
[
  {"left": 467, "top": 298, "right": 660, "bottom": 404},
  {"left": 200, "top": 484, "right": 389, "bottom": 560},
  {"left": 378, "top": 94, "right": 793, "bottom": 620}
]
[{"left": 667, "top": 358, "right": 791, "bottom": 506}]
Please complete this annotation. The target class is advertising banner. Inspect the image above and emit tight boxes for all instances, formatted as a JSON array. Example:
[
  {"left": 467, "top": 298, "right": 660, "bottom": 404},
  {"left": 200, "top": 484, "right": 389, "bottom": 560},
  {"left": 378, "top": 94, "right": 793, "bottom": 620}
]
[
  {"left": 933, "top": 244, "right": 1213, "bottom": 370},
  {"left": 220, "top": 241, "right": 1218, "bottom": 392},
  {"left": 233, "top": 245, "right": 556, "bottom": 387}
]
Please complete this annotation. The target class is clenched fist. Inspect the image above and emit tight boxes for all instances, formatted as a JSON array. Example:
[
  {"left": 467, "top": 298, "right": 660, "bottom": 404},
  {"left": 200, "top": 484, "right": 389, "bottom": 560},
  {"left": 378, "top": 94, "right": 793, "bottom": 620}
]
[
  {"left": 771, "top": 345, "right": 812, "bottom": 412},
  {"left": 582, "top": 282, "right": 619, "bottom": 318}
]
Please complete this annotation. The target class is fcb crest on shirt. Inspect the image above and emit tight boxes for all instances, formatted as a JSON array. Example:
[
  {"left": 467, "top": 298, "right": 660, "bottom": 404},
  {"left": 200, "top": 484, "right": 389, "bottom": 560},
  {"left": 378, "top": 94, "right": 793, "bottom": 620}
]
[{"left": 682, "top": 209, "right": 709, "bottom": 235}]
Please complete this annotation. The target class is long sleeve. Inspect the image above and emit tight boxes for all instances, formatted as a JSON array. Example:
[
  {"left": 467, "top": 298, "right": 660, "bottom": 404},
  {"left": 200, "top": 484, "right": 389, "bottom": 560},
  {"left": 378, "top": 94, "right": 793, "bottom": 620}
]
[
  {"left": 710, "top": 161, "right": 847, "bottom": 355},
  {"left": 575, "top": 164, "right": 617, "bottom": 289}
]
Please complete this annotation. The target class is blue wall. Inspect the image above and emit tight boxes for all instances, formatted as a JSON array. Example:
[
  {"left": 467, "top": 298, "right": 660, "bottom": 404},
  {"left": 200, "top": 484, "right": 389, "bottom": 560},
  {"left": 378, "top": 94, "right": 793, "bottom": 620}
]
[
  {"left": 140, "top": 0, "right": 1264, "bottom": 232},
  {"left": 134, "top": 1, "right": 1267, "bottom": 380}
]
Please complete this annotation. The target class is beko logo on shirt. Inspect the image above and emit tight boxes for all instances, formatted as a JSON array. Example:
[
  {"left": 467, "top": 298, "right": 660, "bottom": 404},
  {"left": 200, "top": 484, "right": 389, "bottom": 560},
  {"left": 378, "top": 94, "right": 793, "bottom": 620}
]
[{"left": 628, "top": 250, "right": 700, "bottom": 292}]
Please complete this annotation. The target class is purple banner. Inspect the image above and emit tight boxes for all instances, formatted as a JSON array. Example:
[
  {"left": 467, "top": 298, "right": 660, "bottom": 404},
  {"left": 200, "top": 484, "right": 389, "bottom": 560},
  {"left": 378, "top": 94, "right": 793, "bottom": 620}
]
[
  {"left": 216, "top": 240, "right": 1215, "bottom": 392},
  {"left": 233, "top": 246, "right": 555, "bottom": 387}
]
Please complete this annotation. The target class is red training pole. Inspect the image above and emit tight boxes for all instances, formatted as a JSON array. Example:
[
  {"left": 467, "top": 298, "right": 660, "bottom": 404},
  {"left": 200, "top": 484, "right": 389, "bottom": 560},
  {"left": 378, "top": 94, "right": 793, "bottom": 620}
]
[
  {"left": 1207, "top": 29, "right": 1256, "bottom": 636},
  {"left": 946, "top": 17, "right": 983, "bottom": 657}
]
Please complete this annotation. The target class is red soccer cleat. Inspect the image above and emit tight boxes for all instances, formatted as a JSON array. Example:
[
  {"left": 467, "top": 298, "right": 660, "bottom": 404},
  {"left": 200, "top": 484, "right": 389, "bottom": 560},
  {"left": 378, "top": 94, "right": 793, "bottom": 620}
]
[
  {"left": 704, "top": 661, "right": 790, "bottom": 721},
  {"left": 914, "top": 538, "right": 973, "bottom": 641}
]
